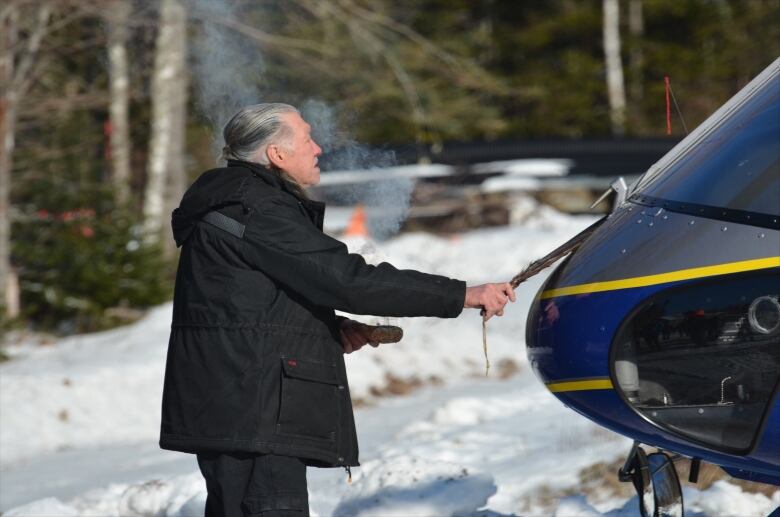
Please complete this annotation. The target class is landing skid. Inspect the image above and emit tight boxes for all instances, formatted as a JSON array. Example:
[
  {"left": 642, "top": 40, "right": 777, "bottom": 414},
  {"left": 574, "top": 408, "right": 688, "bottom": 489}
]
[{"left": 618, "top": 441, "right": 684, "bottom": 517}]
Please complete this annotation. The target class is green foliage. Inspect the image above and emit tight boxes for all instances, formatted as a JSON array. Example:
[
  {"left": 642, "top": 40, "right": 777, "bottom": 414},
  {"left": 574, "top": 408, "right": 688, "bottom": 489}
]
[
  {"left": 12, "top": 110, "right": 173, "bottom": 334},
  {"left": 7, "top": 0, "right": 780, "bottom": 336},
  {"left": 244, "top": 1, "right": 510, "bottom": 145},
  {"left": 242, "top": 0, "right": 779, "bottom": 141},
  {"left": 13, "top": 201, "right": 172, "bottom": 334}
]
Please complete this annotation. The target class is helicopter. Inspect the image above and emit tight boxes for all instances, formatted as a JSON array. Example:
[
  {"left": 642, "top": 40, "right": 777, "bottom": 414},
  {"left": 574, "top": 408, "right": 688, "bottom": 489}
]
[{"left": 525, "top": 56, "right": 780, "bottom": 516}]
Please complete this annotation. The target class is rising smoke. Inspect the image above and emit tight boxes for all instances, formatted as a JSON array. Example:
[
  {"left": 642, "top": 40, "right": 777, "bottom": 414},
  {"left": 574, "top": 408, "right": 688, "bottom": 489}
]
[
  {"left": 189, "top": 0, "right": 267, "bottom": 156},
  {"left": 188, "top": 1, "right": 414, "bottom": 239},
  {"left": 301, "top": 100, "right": 414, "bottom": 240}
]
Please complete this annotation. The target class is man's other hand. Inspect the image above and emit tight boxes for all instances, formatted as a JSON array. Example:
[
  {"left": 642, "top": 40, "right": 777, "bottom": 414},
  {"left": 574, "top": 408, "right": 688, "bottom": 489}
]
[
  {"left": 464, "top": 283, "right": 516, "bottom": 321},
  {"left": 339, "top": 318, "right": 378, "bottom": 354}
]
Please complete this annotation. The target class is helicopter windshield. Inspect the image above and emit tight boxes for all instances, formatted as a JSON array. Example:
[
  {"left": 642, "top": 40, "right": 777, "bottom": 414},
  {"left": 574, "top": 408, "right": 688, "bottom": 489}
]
[{"left": 633, "top": 61, "right": 780, "bottom": 221}]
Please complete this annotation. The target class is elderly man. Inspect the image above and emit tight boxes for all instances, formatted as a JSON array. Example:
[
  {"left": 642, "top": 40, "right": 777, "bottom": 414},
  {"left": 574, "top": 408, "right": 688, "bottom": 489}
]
[{"left": 160, "top": 103, "right": 515, "bottom": 517}]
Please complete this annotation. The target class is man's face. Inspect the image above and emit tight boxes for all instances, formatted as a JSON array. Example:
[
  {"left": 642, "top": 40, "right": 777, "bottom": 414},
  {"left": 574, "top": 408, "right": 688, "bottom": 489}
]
[{"left": 272, "top": 112, "right": 323, "bottom": 187}]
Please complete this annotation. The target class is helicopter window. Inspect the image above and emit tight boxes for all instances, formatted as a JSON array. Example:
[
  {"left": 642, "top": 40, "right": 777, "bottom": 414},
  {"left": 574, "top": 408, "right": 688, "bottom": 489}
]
[
  {"left": 612, "top": 269, "right": 780, "bottom": 452},
  {"left": 634, "top": 75, "right": 780, "bottom": 218}
]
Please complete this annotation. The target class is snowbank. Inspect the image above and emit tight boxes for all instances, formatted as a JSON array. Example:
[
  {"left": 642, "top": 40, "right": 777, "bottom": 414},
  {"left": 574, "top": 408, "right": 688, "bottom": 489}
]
[
  {"left": 2, "top": 200, "right": 778, "bottom": 516},
  {"left": 2, "top": 202, "right": 592, "bottom": 466}
]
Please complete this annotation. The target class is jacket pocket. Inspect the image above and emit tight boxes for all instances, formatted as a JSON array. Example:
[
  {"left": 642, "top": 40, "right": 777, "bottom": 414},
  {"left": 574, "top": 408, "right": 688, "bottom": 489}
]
[{"left": 276, "top": 356, "right": 340, "bottom": 442}]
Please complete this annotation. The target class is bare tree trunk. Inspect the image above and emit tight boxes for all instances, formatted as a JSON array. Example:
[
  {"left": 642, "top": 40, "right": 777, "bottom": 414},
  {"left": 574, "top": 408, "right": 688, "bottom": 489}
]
[
  {"left": 144, "top": 0, "right": 187, "bottom": 255},
  {"left": 0, "top": 5, "right": 18, "bottom": 318},
  {"left": 628, "top": 0, "right": 645, "bottom": 105},
  {"left": 1, "top": 3, "right": 50, "bottom": 318},
  {"left": 603, "top": 0, "right": 626, "bottom": 135},
  {"left": 107, "top": 0, "right": 132, "bottom": 205},
  {"left": 164, "top": 61, "right": 188, "bottom": 252}
]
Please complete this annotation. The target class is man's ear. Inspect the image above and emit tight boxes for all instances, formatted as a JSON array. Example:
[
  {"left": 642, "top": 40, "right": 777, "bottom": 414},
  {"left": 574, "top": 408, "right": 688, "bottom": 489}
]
[{"left": 266, "top": 144, "right": 285, "bottom": 168}]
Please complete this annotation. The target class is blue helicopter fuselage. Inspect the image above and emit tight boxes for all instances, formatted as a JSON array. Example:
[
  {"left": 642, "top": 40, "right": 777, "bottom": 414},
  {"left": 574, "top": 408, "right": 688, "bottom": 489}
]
[{"left": 526, "top": 58, "right": 780, "bottom": 485}]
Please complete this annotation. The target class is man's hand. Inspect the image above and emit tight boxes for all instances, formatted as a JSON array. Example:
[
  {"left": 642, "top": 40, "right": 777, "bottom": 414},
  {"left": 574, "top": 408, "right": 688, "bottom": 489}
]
[
  {"left": 464, "top": 283, "right": 516, "bottom": 321},
  {"left": 339, "top": 318, "right": 379, "bottom": 354}
]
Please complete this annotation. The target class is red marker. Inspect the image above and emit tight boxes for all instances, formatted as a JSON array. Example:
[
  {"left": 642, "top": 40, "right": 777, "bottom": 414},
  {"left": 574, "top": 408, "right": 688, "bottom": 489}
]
[{"left": 665, "top": 76, "right": 672, "bottom": 135}]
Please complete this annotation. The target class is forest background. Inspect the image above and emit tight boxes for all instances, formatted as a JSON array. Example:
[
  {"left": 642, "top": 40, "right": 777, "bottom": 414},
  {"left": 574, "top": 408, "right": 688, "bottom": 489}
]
[{"left": 1, "top": 0, "right": 778, "bottom": 339}]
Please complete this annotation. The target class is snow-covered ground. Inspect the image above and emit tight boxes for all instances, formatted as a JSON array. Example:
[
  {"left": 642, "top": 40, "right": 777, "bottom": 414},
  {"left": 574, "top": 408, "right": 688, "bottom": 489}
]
[{"left": 2, "top": 200, "right": 778, "bottom": 516}]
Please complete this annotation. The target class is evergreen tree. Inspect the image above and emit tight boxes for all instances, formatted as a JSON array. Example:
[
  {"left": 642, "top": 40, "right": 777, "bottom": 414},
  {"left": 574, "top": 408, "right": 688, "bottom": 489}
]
[{"left": 12, "top": 109, "right": 172, "bottom": 333}]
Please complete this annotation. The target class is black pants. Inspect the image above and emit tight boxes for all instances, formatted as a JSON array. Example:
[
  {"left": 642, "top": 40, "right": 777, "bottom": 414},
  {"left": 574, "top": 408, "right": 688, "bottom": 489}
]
[{"left": 196, "top": 453, "right": 309, "bottom": 517}]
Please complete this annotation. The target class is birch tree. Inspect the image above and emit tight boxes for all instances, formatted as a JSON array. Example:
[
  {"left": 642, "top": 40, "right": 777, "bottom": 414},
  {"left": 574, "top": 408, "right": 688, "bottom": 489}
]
[
  {"left": 144, "top": 0, "right": 187, "bottom": 253},
  {"left": 106, "top": 0, "right": 132, "bottom": 205},
  {"left": 0, "top": 2, "right": 51, "bottom": 317},
  {"left": 602, "top": 0, "right": 626, "bottom": 135},
  {"left": 628, "top": 0, "right": 644, "bottom": 104}
]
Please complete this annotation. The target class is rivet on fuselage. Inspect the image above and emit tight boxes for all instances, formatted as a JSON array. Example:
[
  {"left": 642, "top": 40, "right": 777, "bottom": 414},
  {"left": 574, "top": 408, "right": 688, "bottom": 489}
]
[
  {"left": 721, "top": 226, "right": 728, "bottom": 232},
  {"left": 758, "top": 233, "right": 766, "bottom": 239},
  {"left": 648, "top": 222, "right": 654, "bottom": 227},
  {"left": 689, "top": 220, "right": 695, "bottom": 226},
  {"left": 636, "top": 219, "right": 643, "bottom": 224},
  {"left": 621, "top": 249, "right": 627, "bottom": 254}
]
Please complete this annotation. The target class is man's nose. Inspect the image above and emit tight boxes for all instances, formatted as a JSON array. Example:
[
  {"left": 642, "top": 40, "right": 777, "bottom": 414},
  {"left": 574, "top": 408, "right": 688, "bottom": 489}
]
[{"left": 313, "top": 142, "right": 322, "bottom": 156}]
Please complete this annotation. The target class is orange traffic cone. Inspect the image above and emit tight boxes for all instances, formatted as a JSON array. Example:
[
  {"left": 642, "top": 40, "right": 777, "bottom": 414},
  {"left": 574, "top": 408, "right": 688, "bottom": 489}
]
[{"left": 344, "top": 204, "right": 369, "bottom": 238}]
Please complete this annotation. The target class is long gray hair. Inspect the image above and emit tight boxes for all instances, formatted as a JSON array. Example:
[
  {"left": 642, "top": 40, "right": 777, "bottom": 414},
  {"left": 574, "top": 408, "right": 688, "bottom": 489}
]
[
  {"left": 221, "top": 103, "right": 308, "bottom": 197},
  {"left": 221, "top": 103, "right": 299, "bottom": 165}
]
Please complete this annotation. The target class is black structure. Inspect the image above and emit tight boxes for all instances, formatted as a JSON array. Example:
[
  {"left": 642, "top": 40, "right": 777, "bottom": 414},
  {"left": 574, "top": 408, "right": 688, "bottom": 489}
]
[{"left": 320, "top": 138, "right": 681, "bottom": 178}]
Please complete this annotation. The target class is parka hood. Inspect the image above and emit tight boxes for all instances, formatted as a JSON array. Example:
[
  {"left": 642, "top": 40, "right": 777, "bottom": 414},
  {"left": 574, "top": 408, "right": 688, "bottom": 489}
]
[{"left": 171, "top": 160, "right": 285, "bottom": 247}]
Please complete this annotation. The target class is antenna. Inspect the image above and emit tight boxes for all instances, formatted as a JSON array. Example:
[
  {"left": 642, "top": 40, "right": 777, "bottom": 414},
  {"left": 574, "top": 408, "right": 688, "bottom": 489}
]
[
  {"left": 665, "top": 75, "right": 689, "bottom": 135},
  {"left": 665, "top": 76, "right": 672, "bottom": 135}
]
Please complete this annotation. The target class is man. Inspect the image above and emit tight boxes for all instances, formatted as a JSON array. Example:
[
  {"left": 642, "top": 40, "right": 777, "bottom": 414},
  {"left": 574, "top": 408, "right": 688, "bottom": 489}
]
[{"left": 160, "top": 103, "right": 515, "bottom": 517}]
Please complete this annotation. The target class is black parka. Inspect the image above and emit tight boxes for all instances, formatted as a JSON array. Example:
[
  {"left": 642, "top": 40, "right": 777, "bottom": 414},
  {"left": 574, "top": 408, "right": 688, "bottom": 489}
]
[{"left": 159, "top": 160, "right": 466, "bottom": 467}]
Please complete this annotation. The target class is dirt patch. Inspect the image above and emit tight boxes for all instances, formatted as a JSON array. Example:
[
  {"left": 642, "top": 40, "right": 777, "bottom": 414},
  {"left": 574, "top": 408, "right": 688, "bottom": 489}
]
[
  {"left": 674, "top": 457, "right": 779, "bottom": 497},
  {"left": 351, "top": 396, "right": 373, "bottom": 408},
  {"left": 369, "top": 373, "right": 424, "bottom": 397},
  {"left": 577, "top": 453, "right": 779, "bottom": 502},
  {"left": 495, "top": 358, "right": 521, "bottom": 379},
  {"left": 468, "top": 357, "right": 522, "bottom": 379},
  {"left": 578, "top": 456, "right": 636, "bottom": 501},
  {"left": 513, "top": 458, "right": 630, "bottom": 514},
  {"left": 362, "top": 361, "right": 519, "bottom": 404},
  {"left": 512, "top": 453, "right": 779, "bottom": 514},
  {"left": 518, "top": 483, "right": 578, "bottom": 514}
]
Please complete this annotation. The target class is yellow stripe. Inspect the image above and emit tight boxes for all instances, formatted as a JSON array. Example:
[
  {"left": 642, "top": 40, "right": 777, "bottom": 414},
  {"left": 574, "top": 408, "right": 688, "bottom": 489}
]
[
  {"left": 541, "top": 256, "right": 780, "bottom": 300},
  {"left": 547, "top": 378, "right": 614, "bottom": 393}
]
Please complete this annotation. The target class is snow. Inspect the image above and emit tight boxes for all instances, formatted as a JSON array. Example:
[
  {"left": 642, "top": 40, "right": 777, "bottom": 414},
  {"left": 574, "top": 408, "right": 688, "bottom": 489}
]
[
  {"left": 318, "top": 164, "right": 454, "bottom": 186},
  {"left": 685, "top": 481, "right": 780, "bottom": 517},
  {"left": 2, "top": 197, "right": 778, "bottom": 516},
  {"left": 0, "top": 305, "right": 173, "bottom": 463},
  {"left": 471, "top": 159, "right": 572, "bottom": 177}
]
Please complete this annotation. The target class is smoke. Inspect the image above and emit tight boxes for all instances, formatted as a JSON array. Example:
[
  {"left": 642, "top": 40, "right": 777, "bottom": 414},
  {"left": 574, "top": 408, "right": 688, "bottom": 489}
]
[
  {"left": 360, "top": 178, "right": 416, "bottom": 240},
  {"left": 301, "top": 100, "right": 414, "bottom": 240},
  {"left": 189, "top": 0, "right": 266, "bottom": 159},
  {"left": 188, "top": 2, "right": 414, "bottom": 238}
]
